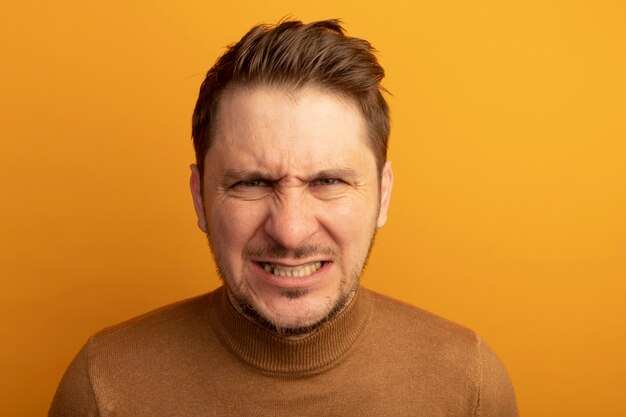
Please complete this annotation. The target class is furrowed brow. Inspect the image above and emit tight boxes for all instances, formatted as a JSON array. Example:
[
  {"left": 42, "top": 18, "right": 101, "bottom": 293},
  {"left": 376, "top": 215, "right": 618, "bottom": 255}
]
[
  {"left": 306, "top": 168, "right": 359, "bottom": 182},
  {"left": 221, "top": 169, "right": 273, "bottom": 184}
]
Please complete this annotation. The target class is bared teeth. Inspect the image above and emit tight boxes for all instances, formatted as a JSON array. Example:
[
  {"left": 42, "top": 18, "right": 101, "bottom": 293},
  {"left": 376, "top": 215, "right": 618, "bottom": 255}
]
[{"left": 261, "top": 261, "right": 323, "bottom": 277}]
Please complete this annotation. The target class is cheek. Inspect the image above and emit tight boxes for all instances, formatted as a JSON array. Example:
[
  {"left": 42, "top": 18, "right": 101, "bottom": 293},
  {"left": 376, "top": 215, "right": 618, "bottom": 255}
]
[
  {"left": 321, "top": 196, "right": 378, "bottom": 244},
  {"left": 209, "top": 201, "right": 266, "bottom": 252}
]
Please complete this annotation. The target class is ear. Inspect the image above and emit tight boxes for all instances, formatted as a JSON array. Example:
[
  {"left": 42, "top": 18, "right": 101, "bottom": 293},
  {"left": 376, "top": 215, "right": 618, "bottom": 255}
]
[
  {"left": 376, "top": 160, "right": 394, "bottom": 228},
  {"left": 190, "top": 164, "right": 207, "bottom": 233}
]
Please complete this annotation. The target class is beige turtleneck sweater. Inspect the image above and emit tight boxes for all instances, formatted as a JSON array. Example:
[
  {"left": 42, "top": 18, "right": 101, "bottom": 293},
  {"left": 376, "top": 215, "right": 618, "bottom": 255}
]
[{"left": 49, "top": 286, "right": 518, "bottom": 416}]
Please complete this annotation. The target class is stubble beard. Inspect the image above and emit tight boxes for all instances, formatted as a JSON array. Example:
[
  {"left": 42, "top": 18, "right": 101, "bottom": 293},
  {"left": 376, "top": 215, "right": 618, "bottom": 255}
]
[{"left": 205, "top": 234, "right": 377, "bottom": 338}]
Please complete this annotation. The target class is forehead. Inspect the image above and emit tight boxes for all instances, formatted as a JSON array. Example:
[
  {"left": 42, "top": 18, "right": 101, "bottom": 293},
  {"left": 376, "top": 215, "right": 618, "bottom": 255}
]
[{"left": 207, "top": 86, "right": 376, "bottom": 174}]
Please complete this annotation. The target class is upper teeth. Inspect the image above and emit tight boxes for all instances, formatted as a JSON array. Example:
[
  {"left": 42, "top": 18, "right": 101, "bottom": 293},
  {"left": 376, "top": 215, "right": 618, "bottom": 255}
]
[{"left": 261, "top": 261, "right": 323, "bottom": 277}]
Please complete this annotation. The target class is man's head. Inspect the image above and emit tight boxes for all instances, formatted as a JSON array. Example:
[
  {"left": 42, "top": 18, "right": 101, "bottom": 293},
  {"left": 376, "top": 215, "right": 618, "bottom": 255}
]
[
  {"left": 191, "top": 19, "right": 390, "bottom": 180},
  {"left": 190, "top": 20, "right": 393, "bottom": 337}
]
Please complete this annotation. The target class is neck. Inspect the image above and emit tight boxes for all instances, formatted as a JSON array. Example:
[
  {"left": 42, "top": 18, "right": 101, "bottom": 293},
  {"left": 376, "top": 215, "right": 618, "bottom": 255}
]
[{"left": 206, "top": 285, "right": 373, "bottom": 373}]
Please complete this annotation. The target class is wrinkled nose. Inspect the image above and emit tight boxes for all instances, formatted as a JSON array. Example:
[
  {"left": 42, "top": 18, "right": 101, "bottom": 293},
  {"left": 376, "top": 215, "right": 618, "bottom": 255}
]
[{"left": 263, "top": 193, "right": 318, "bottom": 250}]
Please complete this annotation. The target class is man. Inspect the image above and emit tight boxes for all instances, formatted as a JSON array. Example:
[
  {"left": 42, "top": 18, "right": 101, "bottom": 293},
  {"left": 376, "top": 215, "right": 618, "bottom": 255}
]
[{"left": 50, "top": 19, "right": 518, "bottom": 416}]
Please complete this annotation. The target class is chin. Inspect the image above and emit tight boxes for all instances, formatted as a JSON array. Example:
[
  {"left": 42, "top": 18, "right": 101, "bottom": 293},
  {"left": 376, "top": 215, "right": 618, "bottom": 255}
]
[
  {"left": 266, "top": 294, "right": 335, "bottom": 327},
  {"left": 235, "top": 287, "right": 352, "bottom": 337}
]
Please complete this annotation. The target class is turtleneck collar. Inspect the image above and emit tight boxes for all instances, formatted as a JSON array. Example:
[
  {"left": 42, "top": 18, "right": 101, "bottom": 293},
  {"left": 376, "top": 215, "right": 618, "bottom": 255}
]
[{"left": 206, "top": 286, "right": 373, "bottom": 374}]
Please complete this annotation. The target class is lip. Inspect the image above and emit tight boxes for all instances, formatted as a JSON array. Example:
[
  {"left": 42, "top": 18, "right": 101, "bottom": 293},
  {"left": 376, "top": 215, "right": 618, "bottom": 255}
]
[
  {"left": 250, "top": 260, "right": 332, "bottom": 289},
  {"left": 251, "top": 258, "right": 327, "bottom": 267}
]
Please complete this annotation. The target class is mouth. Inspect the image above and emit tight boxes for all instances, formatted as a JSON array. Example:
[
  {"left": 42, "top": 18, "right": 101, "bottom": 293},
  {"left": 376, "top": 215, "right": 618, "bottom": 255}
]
[{"left": 257, "top": 261, "right": 326, "bottom": 277}]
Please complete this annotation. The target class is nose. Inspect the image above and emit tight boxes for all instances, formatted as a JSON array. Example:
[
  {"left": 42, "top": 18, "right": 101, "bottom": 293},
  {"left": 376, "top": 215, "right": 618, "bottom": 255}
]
[{"left": 263, "top": 190, "right": 319, "bottom": 250}]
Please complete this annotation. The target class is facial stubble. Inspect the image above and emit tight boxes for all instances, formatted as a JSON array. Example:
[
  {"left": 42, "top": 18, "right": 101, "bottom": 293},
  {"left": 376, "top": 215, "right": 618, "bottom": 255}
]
[
  {"left": 198, "top": 169, "right": 383, "bottom": 337},
  {"left": 203, "top": 226, "right": 378, "bottom": 338}
]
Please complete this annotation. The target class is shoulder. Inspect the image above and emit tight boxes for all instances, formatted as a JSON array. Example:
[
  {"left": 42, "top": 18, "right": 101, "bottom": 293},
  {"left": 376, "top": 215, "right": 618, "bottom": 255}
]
[
  {"left": 361, "top": 288, "right": 518, "bottom": 416},
  {"left": 365, "top": 288, "right": 478, "bottom": 347},
  {"left": 362, "top": 289, "right": 479, "bottom": 372},
  {"left": 91, "top": 291, "right": 214, "bottom": 344},
  {"left": 80, "top": 290, "right": 221, "bottom": 372},
  {"left": 362, "top": 288, "right": 481, "bottom": 379},
  {"left": 48, "top": 290, "right": 223, "bottom": 416}
]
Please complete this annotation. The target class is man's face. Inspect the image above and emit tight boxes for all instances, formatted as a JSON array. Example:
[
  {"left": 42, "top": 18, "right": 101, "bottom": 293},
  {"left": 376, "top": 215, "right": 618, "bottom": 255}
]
[{"left": 190, "top": 86, "right": 392, "bottom": 333}]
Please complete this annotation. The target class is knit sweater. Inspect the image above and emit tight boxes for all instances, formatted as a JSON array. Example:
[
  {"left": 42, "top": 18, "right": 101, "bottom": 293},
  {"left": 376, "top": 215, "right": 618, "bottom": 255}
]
[{"left": 49, "top": 286, "right": 518, "bottom": 416}]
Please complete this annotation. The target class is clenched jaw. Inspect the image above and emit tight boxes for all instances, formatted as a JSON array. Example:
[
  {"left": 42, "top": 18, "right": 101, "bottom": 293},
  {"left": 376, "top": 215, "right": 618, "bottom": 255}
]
[{"left": 259, "top": 261, "right": 324, "bottom": 277}]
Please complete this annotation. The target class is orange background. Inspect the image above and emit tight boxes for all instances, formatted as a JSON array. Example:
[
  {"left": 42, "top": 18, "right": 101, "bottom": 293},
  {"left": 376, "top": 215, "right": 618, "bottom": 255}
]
[{"left": 1, "top": 1, "right": 625, "bottom": 416}]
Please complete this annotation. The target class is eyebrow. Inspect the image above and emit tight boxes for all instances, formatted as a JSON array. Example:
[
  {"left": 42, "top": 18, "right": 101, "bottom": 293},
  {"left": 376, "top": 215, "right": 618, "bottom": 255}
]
[
  {"left": 303, "top": 168, "right": 359, "bottom": 182},
  {"left": 221, "top": 169, "right": 271, "bottom": 182},
  {"left": 220, "top": 168, "right": 359, "bottom": 183}
]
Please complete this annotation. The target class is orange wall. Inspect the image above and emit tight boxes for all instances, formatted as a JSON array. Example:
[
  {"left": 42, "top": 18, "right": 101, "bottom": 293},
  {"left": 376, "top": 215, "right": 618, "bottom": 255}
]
[{"left": 1, "top": 1, "right": 625, "bottom": 416}]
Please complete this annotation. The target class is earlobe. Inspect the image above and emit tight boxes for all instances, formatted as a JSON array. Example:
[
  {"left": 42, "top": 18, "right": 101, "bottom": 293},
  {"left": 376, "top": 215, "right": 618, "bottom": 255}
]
[
  {"left": 376, "top": 160, "right": 394, "bottom": 228},
  {"left": 190, "top": 164, "right": 207, "bottom": 233}
]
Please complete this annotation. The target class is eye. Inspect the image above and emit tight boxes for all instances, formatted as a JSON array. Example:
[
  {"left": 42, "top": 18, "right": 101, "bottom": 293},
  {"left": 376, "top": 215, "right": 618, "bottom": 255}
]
[
  {"left": 234, "top": 179, "right": 269, "bottom": 188},
  {"left": 227, "top": 178, "right": 273, "bottom": 200},
  {"left": 309, "top": 178, "right": 348, "bottom": 200},
  {"left": 313, "top": 178, "right": 340, "bottom": 186}
]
